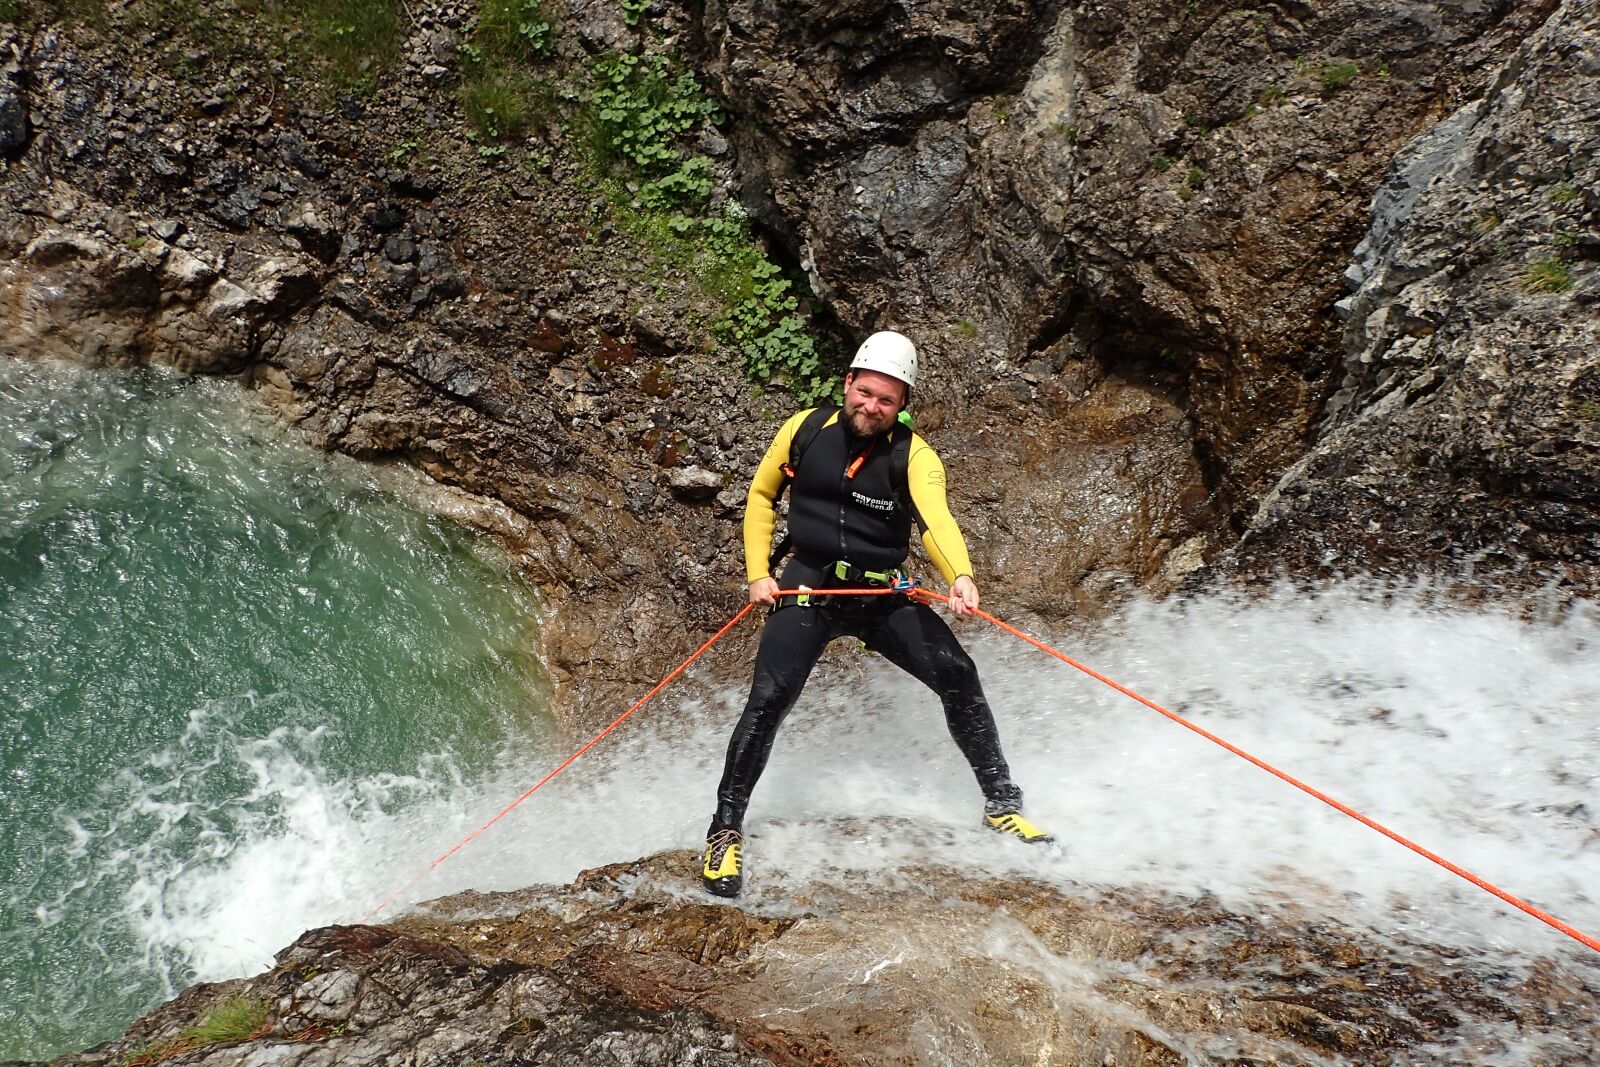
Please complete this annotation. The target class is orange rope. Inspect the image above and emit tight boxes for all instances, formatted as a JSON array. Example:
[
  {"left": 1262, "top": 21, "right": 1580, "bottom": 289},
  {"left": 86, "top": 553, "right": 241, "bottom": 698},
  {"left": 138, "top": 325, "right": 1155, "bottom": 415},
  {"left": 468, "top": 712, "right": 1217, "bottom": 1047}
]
[
  {"left": 908, "top": 588, "right": 1600, "bottom": 955},
  {"left": 358, "top": 602, "right": 756, "bottom": 922}
]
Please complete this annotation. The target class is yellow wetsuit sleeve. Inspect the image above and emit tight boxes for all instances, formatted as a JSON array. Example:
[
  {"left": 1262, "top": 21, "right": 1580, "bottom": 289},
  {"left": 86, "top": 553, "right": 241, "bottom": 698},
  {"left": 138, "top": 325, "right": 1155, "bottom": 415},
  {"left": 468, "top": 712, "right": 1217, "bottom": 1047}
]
[
  {"left": 744, "top": 409, "right": 816, "bottom": 584},
  {"left": 906, "top": 434, "right": 974, "bottom": 586}
]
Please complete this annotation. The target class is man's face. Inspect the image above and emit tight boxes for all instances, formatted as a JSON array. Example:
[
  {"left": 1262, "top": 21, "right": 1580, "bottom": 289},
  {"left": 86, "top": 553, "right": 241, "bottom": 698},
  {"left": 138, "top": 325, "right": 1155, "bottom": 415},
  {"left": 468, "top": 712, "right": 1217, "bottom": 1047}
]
[{"left": 842, "top": 370, "right": 906, "bottom": 438}]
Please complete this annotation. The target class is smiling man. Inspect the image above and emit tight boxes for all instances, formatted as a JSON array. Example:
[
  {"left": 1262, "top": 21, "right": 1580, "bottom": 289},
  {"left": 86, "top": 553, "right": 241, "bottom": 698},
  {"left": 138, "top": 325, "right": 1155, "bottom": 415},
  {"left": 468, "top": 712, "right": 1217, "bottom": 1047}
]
[{"left": 701, "top": 331, "right": 1053, "bottom": 898}]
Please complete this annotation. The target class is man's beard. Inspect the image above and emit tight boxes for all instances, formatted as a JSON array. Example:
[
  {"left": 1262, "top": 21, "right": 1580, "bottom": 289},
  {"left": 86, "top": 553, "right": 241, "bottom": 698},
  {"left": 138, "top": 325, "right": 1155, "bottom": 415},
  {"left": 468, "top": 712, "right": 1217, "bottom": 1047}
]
[{"left": 844, "top": 404, "right": 894, "bottom": 438}]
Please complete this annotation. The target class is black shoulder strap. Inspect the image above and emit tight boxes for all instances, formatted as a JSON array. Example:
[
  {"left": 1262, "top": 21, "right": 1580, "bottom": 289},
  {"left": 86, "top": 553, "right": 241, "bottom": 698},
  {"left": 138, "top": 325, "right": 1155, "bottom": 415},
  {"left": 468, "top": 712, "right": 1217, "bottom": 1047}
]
[
  {"left": 787, "top": 405, "right": 836, "bottom": 476},
  {"left": 768, "top": 406, "right": 837, "bottom": 573},
  {"left": 889, "top": 424, "right": 924, "bottom": 534}
]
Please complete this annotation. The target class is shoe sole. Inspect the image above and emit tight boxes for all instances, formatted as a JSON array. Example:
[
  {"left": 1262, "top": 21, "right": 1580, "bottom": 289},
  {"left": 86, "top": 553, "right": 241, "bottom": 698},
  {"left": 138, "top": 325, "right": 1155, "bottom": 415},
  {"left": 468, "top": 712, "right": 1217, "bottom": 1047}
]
[
  {"left": 985, "top": 821, "right": 1056, "bottom": 845},
  {"left": 702, "top": 877, "right": 742, "bottom": 898}
]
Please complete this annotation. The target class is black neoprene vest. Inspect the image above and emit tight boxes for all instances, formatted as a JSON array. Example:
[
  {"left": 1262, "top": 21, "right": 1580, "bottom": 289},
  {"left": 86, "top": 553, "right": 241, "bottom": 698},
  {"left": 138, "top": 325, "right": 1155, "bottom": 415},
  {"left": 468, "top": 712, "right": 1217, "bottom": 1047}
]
[{"left": 786, "top": 418, "right": 915, "bottom": 572}]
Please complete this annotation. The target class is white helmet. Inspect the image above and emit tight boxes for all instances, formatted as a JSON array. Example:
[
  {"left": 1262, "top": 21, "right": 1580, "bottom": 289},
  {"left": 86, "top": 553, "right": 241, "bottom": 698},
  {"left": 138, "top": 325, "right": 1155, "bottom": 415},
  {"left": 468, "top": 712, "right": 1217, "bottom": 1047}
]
[{"left": 848, "top": 330, "right": 918, "bottom": 390}]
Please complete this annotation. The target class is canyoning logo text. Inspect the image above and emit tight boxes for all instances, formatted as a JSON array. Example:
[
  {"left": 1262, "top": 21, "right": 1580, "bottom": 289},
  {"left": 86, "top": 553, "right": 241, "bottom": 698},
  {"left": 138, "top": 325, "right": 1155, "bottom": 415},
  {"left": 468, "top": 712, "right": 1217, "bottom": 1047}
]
[{"left": 851, "top": 490, "right": 895, "bottom": 512}]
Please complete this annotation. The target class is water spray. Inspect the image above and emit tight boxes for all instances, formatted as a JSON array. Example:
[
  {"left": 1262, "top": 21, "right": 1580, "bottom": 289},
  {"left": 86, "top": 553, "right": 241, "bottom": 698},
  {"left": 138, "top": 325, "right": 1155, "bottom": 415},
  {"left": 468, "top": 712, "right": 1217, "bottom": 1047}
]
[{"left": 360, "top": 587, "right": 1600, "bottom": 956}]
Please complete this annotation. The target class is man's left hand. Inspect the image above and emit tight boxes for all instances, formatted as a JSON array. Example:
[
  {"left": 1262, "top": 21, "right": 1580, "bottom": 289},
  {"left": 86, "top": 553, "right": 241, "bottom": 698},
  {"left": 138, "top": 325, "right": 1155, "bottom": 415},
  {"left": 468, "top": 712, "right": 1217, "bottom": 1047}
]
[{"left": 950, "top": 575, "right": 980, "bottom": 617}]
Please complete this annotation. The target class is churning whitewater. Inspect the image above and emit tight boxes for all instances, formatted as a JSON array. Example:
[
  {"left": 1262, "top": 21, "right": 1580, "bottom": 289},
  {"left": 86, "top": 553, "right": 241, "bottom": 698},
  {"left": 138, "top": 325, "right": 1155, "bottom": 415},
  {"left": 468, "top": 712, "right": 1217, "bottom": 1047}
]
[{"left": 133, "top": 585, "right": 1600, "bottom": 983}]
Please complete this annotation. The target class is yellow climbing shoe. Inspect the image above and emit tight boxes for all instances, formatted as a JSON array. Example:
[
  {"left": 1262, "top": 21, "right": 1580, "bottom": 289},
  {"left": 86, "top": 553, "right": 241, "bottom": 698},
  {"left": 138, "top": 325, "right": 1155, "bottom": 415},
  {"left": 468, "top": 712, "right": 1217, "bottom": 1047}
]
[
  {"left": 701, "top": 827, "right": 744, "bottom": 897},
  {"left": 984, "top": 810, "right": 1055, "bottom": 844}
]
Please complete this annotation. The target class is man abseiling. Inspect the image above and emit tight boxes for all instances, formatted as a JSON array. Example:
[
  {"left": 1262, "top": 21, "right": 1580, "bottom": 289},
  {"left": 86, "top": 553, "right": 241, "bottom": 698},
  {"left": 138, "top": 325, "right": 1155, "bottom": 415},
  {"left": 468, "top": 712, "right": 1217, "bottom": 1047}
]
[{"left": 701, "top": 330, "right": 1052, "bottom": 898}]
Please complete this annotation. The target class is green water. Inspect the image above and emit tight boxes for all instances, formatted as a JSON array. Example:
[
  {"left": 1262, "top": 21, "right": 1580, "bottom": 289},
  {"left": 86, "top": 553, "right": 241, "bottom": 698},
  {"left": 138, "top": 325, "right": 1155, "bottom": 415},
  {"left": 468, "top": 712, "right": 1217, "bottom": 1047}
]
[{"left": 0, "top": 358, "right": 551, "bottom": 1060}]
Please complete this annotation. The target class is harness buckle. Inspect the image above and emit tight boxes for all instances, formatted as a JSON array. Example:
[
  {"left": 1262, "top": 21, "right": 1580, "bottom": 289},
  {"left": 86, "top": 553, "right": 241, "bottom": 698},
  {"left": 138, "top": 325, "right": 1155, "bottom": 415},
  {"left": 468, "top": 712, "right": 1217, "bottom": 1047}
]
[
  {"left": 830, "top": 561, "right": 915, "bottom": 592},
  {"left": 833, "top": 560, "right": 892, "bottom": 585}
]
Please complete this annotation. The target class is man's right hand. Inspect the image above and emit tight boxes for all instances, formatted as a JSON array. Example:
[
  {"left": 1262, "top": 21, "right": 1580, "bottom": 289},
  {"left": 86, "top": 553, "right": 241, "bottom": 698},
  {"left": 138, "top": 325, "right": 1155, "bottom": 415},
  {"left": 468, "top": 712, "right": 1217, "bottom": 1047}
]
[{"left": 749, "top": 577, "right": 779, "bottom": 605}]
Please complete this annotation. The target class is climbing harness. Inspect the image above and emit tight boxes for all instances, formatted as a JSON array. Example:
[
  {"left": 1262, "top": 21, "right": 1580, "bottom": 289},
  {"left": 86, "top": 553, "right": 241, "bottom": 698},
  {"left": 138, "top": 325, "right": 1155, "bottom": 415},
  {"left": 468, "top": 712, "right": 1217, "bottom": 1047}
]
[
  {"left": 359, "top": 586, "right": 1600, "bottom": 958},
  {"left": 783, "top": 567, "right": 911, "bottom": 610}
]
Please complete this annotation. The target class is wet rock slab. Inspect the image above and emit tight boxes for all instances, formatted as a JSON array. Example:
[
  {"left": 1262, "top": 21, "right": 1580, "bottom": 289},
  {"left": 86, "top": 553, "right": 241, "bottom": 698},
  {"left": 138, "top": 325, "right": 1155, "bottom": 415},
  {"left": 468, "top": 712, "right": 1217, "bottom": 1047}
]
[{"left": 40, "top": 849, "right": 1600, "bottom": 1066}]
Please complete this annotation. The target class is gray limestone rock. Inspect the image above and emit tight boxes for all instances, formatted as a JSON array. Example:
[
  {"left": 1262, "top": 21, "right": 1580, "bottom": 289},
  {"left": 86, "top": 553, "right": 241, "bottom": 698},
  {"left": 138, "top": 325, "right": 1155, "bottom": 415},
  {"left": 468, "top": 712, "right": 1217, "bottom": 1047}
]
[
  {"left": 668, "top": 465, "right": 724, "bottom": 500},
  {"left": 1214, "top": 0, "right": 1600, "bottom": 588}
]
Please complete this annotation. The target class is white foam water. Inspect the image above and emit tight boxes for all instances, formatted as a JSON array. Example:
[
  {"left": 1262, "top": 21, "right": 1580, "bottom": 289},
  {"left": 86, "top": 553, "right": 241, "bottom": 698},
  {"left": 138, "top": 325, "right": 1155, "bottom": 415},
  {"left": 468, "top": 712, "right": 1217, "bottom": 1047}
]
[{"left": 102, "top": 582, "right": 1600, "bottom": 1060}]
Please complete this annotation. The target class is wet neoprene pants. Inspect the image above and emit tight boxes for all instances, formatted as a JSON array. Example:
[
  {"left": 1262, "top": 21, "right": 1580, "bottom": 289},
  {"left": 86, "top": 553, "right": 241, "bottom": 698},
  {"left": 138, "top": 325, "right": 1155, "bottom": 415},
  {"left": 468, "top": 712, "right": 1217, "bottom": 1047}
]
[{"left": 712, "top": 591, "right": 1024, "bottom": 830}]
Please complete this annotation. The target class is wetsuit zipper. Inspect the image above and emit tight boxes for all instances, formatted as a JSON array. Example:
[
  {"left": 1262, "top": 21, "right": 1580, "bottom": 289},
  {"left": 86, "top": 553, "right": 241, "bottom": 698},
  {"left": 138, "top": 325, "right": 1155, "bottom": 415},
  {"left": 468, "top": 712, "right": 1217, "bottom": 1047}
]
[
  {"left": 837, "top": 443, "right": 849, "bottom": 562},
  {"left": 839, "top": 432, "right": 885, "bottom": 567}
]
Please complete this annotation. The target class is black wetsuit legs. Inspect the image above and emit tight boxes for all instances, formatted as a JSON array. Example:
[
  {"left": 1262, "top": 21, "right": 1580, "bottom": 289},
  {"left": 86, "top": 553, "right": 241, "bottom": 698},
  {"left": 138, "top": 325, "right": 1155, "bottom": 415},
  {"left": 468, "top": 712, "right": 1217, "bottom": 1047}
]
[
  {"left": 712, "top": 596, "right": 1022, "bottom": 832},
  {"left": 713, "top": 605, "right": 833, "bottom": 829}
]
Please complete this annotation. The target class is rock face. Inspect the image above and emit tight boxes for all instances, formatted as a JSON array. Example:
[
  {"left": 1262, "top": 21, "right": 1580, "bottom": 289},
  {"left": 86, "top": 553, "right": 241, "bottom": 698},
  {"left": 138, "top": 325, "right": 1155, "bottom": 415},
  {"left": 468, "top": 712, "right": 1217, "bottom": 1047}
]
[
  {"left": 1216, "top": 1, "right": 1600, "bottom": 587},
  {"left": 692, "top": 0, "right": 1571, "bottom": 585},
  {"left": 36, "top": 851, "right": 1600, "bottom": 1066}
]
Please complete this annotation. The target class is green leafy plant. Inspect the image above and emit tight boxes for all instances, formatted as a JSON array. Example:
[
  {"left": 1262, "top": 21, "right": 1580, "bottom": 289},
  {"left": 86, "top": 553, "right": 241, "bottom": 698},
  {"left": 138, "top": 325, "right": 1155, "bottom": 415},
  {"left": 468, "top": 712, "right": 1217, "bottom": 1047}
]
[
  {"left": 621, "top": 0, "right": 652, "bottom": 27},
  {"left": 718, "top": 288, "right": 828, "bottom": 401},
  {"left": 1321, "top": 61, "right": 1358, "bottom": 90},
  {"left": 584, "top": 53, "right": 834, "bottom": 399},
  {"left": 387, "top": 138, "right": 420, "bottom": 165},
  {"left": 589, "top": 52, "right": 719, "bottom": 175},
  {"left": 1184, "top": 165, "right": 1207, "bottom": 189},
  {"left": 644, "top": 155, "right": 713, "bottom": 207},
  {"left": 1549, "top": 183, "right": 1579, "bottom": 205},
  {"left": 1522, "top": 258, "right": 1573, "bottom": 294},
  {"left": 617, "top": 197, "right": 834, "bottom": 400},
  {"left": 700, "top": 206, "right": 830, "bottom": 400},
  {"left": 1152, "top": 153, "right": 1174, "bottom": 172},
  {"left": 1258, "top": 84, "right": 1286, "bottom": 106}
]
